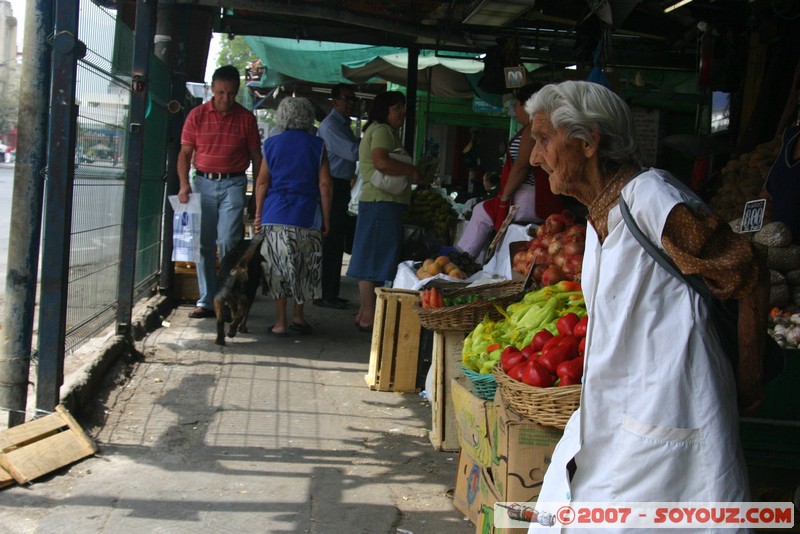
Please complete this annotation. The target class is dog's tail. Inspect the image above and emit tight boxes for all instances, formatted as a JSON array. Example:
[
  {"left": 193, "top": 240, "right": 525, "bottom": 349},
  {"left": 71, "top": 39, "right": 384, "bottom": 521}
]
[{"left": 238, "top": 232, "right": 265, "bottom": 268}]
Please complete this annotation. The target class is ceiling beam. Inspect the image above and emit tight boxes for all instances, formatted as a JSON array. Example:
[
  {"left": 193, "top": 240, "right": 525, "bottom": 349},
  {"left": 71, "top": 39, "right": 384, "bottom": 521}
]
[{"left": 179, "top": 0, "right": 471, "bottom": 47}]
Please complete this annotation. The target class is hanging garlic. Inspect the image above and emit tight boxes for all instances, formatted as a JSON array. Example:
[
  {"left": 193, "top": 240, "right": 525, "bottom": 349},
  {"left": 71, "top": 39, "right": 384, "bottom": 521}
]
[{"left": 785, "top": 325, "right": 800, "bottom": 347}]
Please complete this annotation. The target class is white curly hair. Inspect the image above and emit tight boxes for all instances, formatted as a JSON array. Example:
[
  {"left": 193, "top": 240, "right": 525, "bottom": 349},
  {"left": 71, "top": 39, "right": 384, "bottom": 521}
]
[{"left": 274, "top": 97, "right": 315, "bottom": 131}]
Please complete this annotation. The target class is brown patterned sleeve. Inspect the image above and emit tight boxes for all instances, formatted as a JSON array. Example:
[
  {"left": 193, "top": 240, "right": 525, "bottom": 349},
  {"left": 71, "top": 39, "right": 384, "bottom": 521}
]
[{"left": 661, "top": 203, "right": 761, "bottom": 300}]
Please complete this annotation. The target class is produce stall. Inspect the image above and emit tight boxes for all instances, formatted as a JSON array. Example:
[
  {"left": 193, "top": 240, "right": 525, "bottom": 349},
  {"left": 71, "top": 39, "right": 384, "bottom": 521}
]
[{"left": 362, "top": 180, "right": 799, "bottom": 531}]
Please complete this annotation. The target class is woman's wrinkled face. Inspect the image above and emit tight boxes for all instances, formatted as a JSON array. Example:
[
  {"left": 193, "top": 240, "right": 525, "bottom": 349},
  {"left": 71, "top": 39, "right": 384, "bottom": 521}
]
[{"left": 529, "top": 112, "right": 592, "bottom": 197}]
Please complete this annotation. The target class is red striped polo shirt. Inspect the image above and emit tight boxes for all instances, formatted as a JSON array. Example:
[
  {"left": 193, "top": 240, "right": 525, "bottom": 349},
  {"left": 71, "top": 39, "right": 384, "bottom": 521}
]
[{"left": 181, "top": 99, "right": 261, "bottom": 173}]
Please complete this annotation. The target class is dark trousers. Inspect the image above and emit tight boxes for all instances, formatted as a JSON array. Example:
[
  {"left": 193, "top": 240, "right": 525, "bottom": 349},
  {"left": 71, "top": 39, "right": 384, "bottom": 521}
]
[{"left": 320, "top": 178, "right": 351, "bottom": 300}]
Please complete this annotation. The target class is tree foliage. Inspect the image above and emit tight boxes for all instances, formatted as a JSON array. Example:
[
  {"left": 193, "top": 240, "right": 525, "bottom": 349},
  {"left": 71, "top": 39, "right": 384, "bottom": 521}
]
[
  {"left": 0, "top": 93, "right": 18, "bottom": 137},
  {"left": 216, "top": 36, "right": 256, "bottom": 73},
  {"left": 214, "top": 35, "right": 259, "bottom": 105}
]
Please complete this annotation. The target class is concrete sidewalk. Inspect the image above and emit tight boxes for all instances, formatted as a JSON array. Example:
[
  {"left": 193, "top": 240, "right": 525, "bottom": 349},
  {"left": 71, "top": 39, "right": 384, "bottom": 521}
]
[{"left": 0, "top": 276, "right": 472, "bottom": 534}]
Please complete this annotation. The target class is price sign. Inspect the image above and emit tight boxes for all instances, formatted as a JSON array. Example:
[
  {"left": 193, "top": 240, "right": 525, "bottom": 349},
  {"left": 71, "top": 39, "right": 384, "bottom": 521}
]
[{"left": 739, "top": 199, "right": 766, "bottom": 233}]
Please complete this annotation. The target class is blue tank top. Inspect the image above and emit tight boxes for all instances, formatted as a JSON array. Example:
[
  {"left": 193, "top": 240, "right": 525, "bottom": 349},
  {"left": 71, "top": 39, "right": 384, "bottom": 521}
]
[{"left": 261, "top": 130, "right": 324, "bottom": 229}]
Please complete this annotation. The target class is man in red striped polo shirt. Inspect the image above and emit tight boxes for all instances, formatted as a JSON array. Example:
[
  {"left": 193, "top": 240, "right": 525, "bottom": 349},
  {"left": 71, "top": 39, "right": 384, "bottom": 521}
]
[{"left": 177, "top": 65, "right": 262, "bottom": 318}]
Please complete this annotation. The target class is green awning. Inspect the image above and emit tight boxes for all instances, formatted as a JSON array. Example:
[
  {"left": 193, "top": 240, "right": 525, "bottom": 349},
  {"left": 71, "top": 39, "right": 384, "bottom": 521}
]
[{"left": 243, "top": 36, "right": 403, "bottom": 86}]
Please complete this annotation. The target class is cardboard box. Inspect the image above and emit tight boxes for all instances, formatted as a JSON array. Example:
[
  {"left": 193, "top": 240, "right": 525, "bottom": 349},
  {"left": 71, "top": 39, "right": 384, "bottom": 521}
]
[
  {"left": 490, "top": 388, "right": 563, "bottom": 504},
  {"left": 429, "top": 331, "right": 466, "bottom": 451},
  {"left": 453, "top": 449, "right": 500, "bottom": 526},
  {"left": 365, "top": 288, "right": 422, "bottom": 392},
  {"left": 451, "top": 375, "right": 495, "bottom": 467}
]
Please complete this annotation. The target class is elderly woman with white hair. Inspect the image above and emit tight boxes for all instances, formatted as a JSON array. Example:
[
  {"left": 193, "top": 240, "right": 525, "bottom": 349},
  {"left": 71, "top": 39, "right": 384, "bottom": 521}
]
[
  {"left": 254, "top": 97, "right": 333, "bottom": 337},
  {"left": 524, "top": 81, "right": 768, "bottom": 525}
]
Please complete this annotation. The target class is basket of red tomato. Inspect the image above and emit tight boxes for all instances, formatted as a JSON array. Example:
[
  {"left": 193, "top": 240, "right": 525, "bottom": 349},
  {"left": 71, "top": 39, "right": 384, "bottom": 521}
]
[
  {"left": 415, "top": 280, "right": 526, "bottom": 332},
  {"left": 492, "top": 312, "right": 587, "bottom": 429}
]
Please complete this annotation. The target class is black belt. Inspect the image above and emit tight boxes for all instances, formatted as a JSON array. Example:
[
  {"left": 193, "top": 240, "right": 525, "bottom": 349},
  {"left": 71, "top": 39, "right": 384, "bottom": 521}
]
[{"left": 196, "top": 170, "right": 246, "bottom": 180}]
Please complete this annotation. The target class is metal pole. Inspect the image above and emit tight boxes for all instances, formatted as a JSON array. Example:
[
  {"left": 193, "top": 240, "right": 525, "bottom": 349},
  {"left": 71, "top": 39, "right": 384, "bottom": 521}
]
[
  {"left": 158, "top": 3, "right": 188, "bottom": 294},
  {"left": 115, "top": 0, "right": 158, "bottom": 335},
  {"left": 35, "top": 0, "right": 83, "bottom": 413},
  {"left": 404, "top": 46, "right": 418, "bottom": 156},
  {"left": 0, "top": 0, "right": 54, "bottom": 427}
]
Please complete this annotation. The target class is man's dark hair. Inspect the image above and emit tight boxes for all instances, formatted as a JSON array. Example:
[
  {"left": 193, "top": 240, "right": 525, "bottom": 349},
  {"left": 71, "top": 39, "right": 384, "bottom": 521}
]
[
  {"left": 331, "top": 83, "right": 355, "bottom": 100},
  {"left": 484, "top": 171, "right": 501, "bottom": 187},
  {"left": 212, "top": 65, "right": 241, "bottom": 89},
  {"left": 514, "top": 82, "right": 544, "bottom": 105}
]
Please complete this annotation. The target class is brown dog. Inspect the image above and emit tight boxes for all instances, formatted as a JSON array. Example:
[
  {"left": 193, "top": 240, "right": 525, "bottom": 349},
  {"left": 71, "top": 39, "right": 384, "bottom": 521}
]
[{"left": 214, "top": 233, "right": 266, "bottom": 345}]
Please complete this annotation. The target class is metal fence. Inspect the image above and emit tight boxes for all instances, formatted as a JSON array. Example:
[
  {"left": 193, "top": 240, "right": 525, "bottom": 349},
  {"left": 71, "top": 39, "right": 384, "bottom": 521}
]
[{"left": 65, "top": 1, "right": 167, "bottom": 351}]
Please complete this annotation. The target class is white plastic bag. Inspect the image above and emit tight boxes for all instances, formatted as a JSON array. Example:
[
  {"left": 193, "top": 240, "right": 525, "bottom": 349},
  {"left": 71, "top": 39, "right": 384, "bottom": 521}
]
[
  {"left": 348, "top": 175, "right": 364, "bottom": 216},
  {"left": 369, "top": 151, "right": 412, "bottom": 194},
  {"left": 169, "top": 194, "right": 202, "bottom": 262}
]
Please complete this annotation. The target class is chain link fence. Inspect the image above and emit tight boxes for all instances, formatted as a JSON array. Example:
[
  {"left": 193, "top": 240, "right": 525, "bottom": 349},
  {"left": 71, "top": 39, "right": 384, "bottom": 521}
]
[{"left": 65, "top": 1, "right": 168, "bottom": 351}]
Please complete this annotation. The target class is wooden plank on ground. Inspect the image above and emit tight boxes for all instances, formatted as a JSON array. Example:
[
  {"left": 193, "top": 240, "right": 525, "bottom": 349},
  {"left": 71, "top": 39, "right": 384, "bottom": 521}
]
[
  {"left": 0, "top": 465, "right": 14, "bottom": 489},
  {"left": 0, "top": 412, "right": 65, "bottom": 451},
  {"left": 0, "top": 405, "right": 96, "bottom": 485}
]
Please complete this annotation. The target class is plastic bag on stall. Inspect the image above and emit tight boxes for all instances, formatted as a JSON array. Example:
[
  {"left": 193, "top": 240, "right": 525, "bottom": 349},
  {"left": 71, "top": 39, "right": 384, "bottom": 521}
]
[{"left": 168, "top": 194, "right": 202, "bottom": 262}]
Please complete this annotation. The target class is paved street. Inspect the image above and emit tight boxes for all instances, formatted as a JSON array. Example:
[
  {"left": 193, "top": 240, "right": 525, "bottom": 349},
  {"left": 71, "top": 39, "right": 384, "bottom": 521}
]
[{"left": 0, "top": 277, "right": 473, "bottom": 534}]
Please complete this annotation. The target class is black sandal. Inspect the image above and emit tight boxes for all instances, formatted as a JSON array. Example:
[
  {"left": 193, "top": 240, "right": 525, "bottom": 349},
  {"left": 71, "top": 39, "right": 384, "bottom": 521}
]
[{"left": 289, "top": 322, "right": 313, "bottom": 335}]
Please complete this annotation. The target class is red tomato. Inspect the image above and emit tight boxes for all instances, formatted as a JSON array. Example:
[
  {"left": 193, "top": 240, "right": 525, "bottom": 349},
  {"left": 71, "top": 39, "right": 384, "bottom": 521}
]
[
  {"left": 508, "top": 361, "right": 527, "bottom": 382},
  {"left": 578, "top": 337, "right": 586, "bottom": 356},
  {"left": 521, "top": 359, "right": 554, "bottom": 387},
  {"left": 556, "top": 355, "right": 584, "bottom": 382},
  {"left": 500, "top": 347, "right": 526, "bottom": 373},
  {"left": 556, "top": 313, "right": 580, "bottom": 336},
  {"left": 573, "top": 316, "right": 589, "bottom": 338},
  {"left": 531, "top": 329, "right": 554, "bottom": 351},
  {"left": 558, "top": 374, "right": 581, "bottom": 386}
]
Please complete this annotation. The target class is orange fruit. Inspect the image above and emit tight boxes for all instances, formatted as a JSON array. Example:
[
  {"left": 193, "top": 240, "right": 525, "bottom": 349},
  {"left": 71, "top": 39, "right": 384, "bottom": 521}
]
[
  {"left": 435, "top": 255, "right": 450, "bottom": 267},
  {"left": 427, "top": 262, "right": 442, "bottom": 275}
]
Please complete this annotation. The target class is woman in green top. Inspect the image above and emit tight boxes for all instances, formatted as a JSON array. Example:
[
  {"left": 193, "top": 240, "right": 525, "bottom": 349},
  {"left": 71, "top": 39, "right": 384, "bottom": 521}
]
[{"left": 347, "top": 91, "right": 420, "bottom": 332}]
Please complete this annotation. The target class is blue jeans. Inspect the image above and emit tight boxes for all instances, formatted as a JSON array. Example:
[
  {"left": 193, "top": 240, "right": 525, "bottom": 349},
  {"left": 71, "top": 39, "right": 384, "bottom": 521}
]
[{"left": 191, "top": 174, "right": 247, "bottom": 309}]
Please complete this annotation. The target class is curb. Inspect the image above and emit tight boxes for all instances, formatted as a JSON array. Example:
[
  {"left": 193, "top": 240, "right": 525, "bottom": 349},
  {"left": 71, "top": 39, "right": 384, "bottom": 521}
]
[{"left": 59, "top": 294, "right": 176, "bottom": 415}]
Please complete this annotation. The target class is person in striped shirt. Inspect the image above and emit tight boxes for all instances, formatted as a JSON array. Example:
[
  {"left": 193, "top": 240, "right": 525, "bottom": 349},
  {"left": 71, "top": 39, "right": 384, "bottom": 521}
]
[{"left": 177, "top": 65, "right": 262, "bottom": 319}]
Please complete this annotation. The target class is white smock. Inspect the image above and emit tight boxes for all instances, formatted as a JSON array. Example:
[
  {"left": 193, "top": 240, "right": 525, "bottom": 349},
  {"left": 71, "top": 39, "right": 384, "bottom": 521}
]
[{"left": 530, "top": 169, "right": 750, "bottom": 533}]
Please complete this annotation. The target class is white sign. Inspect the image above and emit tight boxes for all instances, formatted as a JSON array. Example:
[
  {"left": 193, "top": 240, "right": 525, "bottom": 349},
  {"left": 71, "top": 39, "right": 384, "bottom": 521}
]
[{"left": 740, "top": 199, "right": 766, "bottom": 233}]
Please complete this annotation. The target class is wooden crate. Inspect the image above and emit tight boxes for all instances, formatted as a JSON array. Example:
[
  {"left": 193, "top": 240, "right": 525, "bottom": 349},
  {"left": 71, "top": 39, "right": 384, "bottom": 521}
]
[
  {"left": 429, "top": 330, "right": 466, "bottom": 451},
  {"left": 365, "top": 288, "right": 422, "bottom": 392},
  {"left": 0, "top": 405, "right": 96, "bottom": 485},
  {"left": 173, "top": 265, "right": 200, "bottom": 302}
]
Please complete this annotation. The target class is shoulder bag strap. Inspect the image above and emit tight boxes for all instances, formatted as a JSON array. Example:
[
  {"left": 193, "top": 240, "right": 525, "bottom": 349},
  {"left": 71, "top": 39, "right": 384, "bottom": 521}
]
[{"left": 618, "top": 194, "right": 712, "bottom": 301}]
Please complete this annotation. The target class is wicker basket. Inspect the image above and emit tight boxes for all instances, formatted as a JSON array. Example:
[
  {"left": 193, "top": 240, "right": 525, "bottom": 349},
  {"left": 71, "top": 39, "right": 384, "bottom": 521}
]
[
  {"left": 492, "top": 363, "right": 581, "bottom": 429},
  {"left": 414, "top": 280, "right": 525, "bottom": 331},
  {"left": 460, "top": 364, "right": 497, "bottom": 400}
]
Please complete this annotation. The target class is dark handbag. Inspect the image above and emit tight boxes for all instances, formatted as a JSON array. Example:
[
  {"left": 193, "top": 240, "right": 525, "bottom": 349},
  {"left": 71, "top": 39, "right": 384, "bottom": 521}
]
[{"left": 618, "top": 194, "right": 784, "bottom": 384}]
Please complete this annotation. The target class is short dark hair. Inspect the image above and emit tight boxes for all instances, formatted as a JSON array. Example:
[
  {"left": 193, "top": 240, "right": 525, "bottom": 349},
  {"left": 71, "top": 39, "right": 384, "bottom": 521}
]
[
  {"left": 363, "top": 91, "right": 405, "bottom": 132},
  {"left": 514, "top": 83, "right": 544, "bottom": 105},
  {"left": 483, "top": 171, "right": 501, "bottom": 187},
  {"left": 331, "top": 83, "right": 355, "bottom": 100},
  {"left": 212, "top": 65, "right": 241, "bottom": 89}
]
